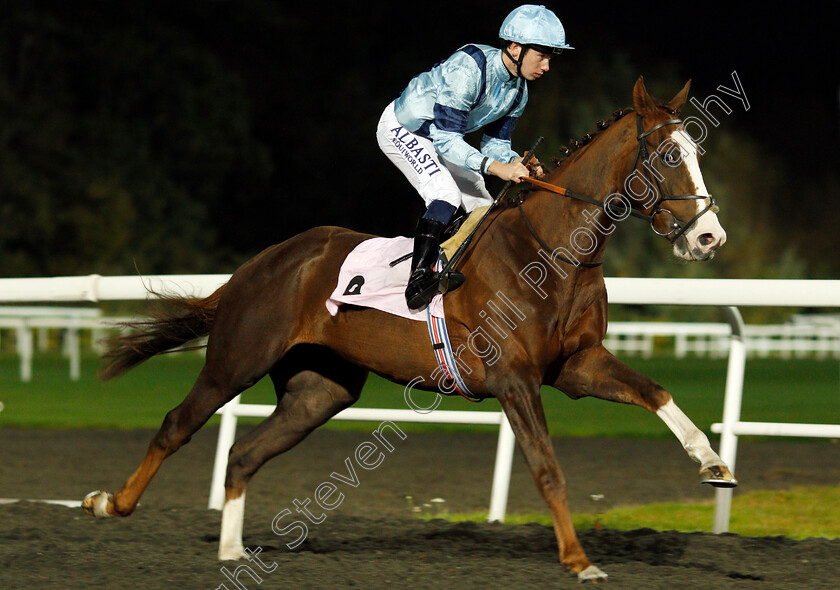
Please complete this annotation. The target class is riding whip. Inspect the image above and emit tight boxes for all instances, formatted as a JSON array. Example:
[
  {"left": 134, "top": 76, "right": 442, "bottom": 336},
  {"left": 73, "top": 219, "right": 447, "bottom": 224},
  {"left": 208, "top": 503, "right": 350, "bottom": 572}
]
[{"left": 438, "top": 135, "right": 544, "bottom": 279}]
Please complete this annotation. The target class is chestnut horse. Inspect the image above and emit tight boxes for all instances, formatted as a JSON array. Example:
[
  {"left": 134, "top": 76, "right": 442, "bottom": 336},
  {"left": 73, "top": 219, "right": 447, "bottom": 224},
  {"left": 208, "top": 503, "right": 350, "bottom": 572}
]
[{"left": 83, "top": 78, "right": 734, "bottom": 582}]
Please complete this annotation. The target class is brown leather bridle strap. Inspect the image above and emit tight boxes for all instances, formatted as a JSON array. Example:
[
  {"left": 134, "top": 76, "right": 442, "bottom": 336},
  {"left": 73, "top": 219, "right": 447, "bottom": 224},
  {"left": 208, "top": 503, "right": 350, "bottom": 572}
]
[
  {"left": 519, "top": 176, "right": 652, "bottom": 222},
  {"left": 513, "top": 176, "right": 606, "bottom": 268},
  {"left": 520, "top": 175, "right": 569, "bottom": 196}
]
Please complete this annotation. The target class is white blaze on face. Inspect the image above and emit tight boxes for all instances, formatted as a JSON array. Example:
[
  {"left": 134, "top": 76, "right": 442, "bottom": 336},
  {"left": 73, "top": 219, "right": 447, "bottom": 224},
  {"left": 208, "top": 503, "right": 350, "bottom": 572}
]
[{"left": 669, "top": 130, "right": 727, "bottom": 259}]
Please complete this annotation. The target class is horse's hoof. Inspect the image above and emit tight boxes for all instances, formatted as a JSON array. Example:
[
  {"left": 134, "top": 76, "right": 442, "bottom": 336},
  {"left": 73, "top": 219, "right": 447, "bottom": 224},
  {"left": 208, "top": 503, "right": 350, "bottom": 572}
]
[
  {"left": 82, "top": 490, "right": 114, "bottom": 518},
  {"left": 218, "top": 545, "right": 248, "bottom": 561},
  {"left": 578, "top": 564, "right": 608, "bottom": 583},
  {"left": 700, "top": 465, "right": 738, "bottom": 488}
]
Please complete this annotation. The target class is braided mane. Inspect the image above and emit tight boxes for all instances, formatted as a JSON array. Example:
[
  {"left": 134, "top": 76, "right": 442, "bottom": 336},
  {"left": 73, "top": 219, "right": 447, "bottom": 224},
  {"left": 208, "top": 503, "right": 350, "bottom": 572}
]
[
  {"left": 549, "top": 101, "right": 681, "bottom": 170},
  {"left": 549, "top": 107, "right": 634, "bottom": 169}
]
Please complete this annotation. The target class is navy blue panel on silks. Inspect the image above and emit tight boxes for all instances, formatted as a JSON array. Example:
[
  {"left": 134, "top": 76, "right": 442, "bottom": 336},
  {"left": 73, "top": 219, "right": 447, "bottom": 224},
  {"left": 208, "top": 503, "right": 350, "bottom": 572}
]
[
  {"left": 483, "top": 81, "right": 523, "bottom": 141},
  {"left": 483, "top": 112, "right": 520, "bottom": 142},
  {"left": 432, "top": 103, "right": 470, "bottom": 134},
  {"left": 458, "top": 44, "right": 488, "bottom": 105},
  {"left": 431, "top": 44, "right": 489, "bottom": 136}
]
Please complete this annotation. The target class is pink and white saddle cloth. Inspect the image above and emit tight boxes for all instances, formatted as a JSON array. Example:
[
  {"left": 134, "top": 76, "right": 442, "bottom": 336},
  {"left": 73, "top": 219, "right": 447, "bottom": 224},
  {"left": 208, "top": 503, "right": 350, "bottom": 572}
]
[
  {"left": 325, "top": 236, "right": 444, "bottom": 321},
  {"left": 325, "top": 236, "right": 477, "bottom": 401}
]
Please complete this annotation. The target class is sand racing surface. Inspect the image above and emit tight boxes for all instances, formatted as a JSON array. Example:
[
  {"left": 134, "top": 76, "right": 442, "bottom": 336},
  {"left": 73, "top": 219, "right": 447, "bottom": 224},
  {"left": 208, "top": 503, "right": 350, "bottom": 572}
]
[{"left": 1, "top": 427, "right": 838, "bottom": 588}]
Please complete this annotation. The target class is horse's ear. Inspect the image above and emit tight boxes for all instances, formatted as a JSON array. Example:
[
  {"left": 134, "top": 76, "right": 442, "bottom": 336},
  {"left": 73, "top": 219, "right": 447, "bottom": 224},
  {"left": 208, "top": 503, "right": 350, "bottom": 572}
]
[
  {"left": 666, "top": 80, "right": 692, "bottom": 114},
  {"left": 633, "top": 76, "right": 658, "bottom": 115}
]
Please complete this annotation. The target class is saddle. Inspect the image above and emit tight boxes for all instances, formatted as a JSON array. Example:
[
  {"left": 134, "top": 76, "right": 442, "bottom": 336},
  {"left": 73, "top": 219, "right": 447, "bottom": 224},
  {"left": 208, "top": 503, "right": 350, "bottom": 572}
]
[
  {"left": 389, "top": 205, "right": 490, "bottom": 295},
  {"left": 440, "top": 206, "right": 490, "bottom": 265}
]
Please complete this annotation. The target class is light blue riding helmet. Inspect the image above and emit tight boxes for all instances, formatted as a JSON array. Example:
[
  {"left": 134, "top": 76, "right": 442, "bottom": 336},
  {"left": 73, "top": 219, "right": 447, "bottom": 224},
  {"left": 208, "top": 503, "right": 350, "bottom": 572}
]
[{"left": 499, "top": 4, "right": 574, "bottom": 52}]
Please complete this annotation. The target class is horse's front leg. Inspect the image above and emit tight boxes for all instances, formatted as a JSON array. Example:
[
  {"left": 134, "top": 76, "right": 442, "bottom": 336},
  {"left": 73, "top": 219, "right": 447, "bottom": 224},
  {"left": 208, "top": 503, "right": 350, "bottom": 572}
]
[
  {"left": 554, "top": 345, "right": 737, "bottom": 487},
  {"left": 491, "top": 371, "right": 608, "bottom": 583}
]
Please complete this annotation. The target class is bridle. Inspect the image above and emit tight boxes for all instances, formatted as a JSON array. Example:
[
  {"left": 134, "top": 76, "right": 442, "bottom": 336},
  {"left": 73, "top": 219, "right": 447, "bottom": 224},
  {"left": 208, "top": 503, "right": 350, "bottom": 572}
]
[
  {"left": 632, "top": 113, "right": 718, "bottom": 242},
  {"left": 516, "top": 111, "right": 719, "bottom": 266}
]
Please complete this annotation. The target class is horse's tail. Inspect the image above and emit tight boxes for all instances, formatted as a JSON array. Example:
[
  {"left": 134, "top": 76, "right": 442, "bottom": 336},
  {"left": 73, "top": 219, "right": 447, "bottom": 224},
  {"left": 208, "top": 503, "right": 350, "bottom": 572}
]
[{"left": 99, "top": 285, "right": 226, "bottom": 380}]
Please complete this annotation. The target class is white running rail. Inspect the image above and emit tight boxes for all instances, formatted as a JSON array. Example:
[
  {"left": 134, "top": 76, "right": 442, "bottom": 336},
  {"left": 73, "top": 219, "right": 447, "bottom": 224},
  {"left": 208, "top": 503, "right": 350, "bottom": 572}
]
[{"left": 1, "top": 275, "right": 839, "bottom": 531}]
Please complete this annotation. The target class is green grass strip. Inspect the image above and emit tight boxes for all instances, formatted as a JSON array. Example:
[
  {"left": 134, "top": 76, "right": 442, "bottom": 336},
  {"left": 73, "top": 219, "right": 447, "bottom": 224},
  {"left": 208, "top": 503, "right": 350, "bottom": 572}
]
[
  {"left": 1, "top": 353, "right": 837, "bottom": 437},
  {"left": 417, "top": 484, "right": 840, "bottom": 540}
]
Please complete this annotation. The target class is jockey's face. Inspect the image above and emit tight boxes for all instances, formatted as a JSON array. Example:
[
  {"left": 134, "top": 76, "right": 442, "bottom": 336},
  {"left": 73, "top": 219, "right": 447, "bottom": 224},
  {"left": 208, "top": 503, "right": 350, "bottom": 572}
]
[
  {"left": 520, "top": 47, "right": 552, "bottom": 80},
  {"left": 505, "top": 43, "right": 553, "bottom": 81}
]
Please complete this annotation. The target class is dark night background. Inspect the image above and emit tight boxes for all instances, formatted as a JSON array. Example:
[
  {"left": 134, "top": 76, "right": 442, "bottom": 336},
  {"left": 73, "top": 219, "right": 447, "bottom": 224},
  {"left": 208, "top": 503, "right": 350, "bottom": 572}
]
[{"left": 1, "top": 0, "right": 838, "bottom": 280}]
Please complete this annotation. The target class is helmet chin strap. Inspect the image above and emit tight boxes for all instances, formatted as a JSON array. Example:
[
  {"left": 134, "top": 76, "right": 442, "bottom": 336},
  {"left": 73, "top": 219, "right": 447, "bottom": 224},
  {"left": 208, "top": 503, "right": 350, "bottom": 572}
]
[{"left": 502, "top": 44, "right": 527, "bottom": 78}]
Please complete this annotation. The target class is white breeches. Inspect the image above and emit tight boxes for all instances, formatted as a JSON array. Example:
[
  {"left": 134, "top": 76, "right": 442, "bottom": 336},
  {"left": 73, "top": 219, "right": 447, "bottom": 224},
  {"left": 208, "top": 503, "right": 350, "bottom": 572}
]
[{"left": 376, "top": 101, "right": 493, "bottom": 213}]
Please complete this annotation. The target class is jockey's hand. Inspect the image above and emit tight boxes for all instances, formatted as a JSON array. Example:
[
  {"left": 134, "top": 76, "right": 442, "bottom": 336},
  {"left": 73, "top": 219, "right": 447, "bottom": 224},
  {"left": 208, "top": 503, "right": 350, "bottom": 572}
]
[
  {"left": 525, "top": 156, "right": 545, "bottom": 178},
  {"left": 487, "top": 159, "right": 530, "bottom": 183}
]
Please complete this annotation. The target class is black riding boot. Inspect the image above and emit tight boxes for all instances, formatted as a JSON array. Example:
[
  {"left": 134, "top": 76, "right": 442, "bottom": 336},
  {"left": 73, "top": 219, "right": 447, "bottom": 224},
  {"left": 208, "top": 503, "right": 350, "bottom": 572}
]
[{"left": 405, "top": 217, "right": 446, "bottom": 310}]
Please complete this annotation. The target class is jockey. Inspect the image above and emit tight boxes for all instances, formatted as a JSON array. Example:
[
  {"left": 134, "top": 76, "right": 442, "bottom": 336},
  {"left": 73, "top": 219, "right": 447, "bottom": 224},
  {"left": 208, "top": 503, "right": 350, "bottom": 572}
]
[{"left": 376, "top": 4, "right": 573, "bottom": 310}]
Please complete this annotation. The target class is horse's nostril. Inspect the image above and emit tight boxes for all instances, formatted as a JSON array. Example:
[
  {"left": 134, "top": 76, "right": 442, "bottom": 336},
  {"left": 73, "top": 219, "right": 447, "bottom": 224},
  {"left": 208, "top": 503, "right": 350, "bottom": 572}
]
[{"left": 699, "top": 233, "right": 716, "bottom": 247}]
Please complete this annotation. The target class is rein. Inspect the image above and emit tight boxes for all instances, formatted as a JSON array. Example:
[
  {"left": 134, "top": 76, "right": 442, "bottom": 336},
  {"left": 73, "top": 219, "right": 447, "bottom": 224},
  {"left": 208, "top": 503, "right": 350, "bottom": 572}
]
[
  {"left": 514, "top": 193, "right": 605, "bottom": 268},
  {"left": 516, "top": 113, "right": 718, "bottom": 265}
]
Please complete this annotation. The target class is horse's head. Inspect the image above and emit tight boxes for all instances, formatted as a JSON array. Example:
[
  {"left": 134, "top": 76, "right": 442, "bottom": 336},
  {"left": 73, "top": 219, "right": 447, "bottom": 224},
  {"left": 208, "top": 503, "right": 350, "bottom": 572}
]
[{"left": 631, "top": 77, "right": 726, "bottom": 261}]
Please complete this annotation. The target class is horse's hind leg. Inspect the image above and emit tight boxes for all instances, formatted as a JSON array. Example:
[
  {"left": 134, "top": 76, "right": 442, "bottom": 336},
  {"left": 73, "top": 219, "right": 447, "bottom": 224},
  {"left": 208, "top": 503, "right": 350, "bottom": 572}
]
[
  {"left": 554, "top": 345, "right": 737, "bottom": 487},
  {"left": 218, "top": 346, "right": 367, "bottom": 560},
  {"left": 83, "top": 357, "right": 267, "bottom": 518}
]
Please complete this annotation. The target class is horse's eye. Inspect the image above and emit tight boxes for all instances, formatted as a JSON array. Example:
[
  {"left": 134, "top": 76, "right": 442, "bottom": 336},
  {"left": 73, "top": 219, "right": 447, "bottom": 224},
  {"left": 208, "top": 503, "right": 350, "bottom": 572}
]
[{"left": 662, "top": 151, "right": 680, "bottom": 166}]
